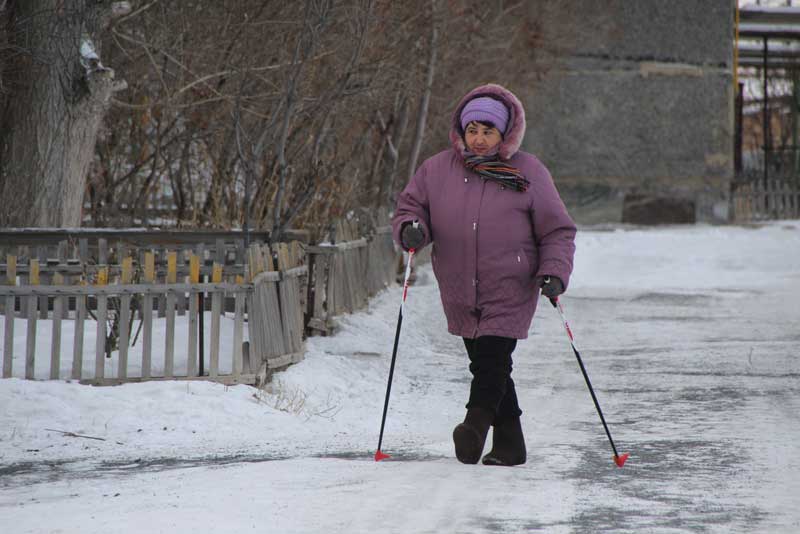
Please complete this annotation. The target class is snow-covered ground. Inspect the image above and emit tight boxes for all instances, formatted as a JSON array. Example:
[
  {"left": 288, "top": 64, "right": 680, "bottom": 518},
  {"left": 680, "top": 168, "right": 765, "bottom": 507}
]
[{"left": 2, "top": 222, "right": 799, "bottom": 533}]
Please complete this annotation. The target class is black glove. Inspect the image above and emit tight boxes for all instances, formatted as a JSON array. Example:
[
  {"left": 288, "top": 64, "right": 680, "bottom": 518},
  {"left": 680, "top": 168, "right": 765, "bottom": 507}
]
[
  {"left": 540, "top": 276, "right": 564, "bottom": 298},
  {"left": 401, "top": 222, "right": 424, "bottom": 250}
]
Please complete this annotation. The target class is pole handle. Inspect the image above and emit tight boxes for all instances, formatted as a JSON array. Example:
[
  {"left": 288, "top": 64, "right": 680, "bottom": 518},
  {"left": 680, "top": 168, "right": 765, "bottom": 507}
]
[{"left": 542, "top": 276, "right": 559, "bottom": 309}]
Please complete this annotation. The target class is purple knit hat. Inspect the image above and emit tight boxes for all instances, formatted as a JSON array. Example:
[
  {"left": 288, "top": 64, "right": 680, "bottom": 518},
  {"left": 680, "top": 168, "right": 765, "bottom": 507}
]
[{"left": 460, "top": 96, "right": 510, "bottom": 134}]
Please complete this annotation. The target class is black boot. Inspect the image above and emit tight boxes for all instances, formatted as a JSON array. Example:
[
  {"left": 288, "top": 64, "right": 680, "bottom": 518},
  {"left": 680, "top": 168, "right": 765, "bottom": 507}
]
[
  {"left": 481, "top": 416, "right": 526, "bottom": 466},
  {"left": 453, "top": 407, "right": 494, "bottom": 464}
]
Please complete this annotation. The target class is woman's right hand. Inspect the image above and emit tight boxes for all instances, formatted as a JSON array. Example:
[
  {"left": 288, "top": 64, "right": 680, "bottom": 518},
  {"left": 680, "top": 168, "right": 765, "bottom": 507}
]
[
  {"left": 401, "top": 222, "right": 425, "bottom": 250},
  {"left": 540, "top": 276, "right": 564, "bottom": 298}
]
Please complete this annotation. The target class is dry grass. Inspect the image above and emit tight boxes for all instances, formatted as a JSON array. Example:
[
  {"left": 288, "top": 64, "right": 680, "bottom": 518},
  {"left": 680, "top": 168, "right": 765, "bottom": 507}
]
[{"left": 252, "top": 379, "right": 342, "bottom": 421}]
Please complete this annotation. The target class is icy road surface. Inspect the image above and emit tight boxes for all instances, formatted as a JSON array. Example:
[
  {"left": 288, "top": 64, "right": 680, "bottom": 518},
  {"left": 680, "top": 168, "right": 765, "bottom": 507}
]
[{"left": 1, "top": 222, "right": 799, "bottom": 533}]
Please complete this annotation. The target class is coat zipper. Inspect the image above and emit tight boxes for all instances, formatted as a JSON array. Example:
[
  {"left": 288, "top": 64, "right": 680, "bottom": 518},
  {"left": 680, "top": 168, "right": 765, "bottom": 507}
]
[{"left": 472, "top": 178, "right": 487, "bottom": 338}]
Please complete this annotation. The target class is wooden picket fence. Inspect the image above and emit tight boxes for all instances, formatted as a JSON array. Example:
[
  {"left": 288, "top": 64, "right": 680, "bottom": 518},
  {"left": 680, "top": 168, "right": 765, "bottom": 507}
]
[
  {"left": 306, "top": 216, "right": 398, "bottom": 335},
  {"left": 0, "top": 216, "right": 420, "bottom": 385},
  {"left": 0, "top": 252, "right": 246, "bottom": 384},
  {"left": 0, "top": 234, "right": 252, "bottom": 287},
  {"left": 247, "top": 242, "right": 307, "bottom": 372},
  {"left": 0, "top": 241, "right": 307, "bottom": 386},
  {"left": 0, "top": 228, "right": 309, "bottom": 256},
  {"left": 732, "top": 178, "right": 800, "bottom": 221}
]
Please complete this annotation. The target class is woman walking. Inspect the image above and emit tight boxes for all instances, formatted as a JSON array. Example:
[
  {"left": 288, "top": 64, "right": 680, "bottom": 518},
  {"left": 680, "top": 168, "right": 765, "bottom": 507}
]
[{"left": 392, "top": 83, "right": 577, "bottom": 466}]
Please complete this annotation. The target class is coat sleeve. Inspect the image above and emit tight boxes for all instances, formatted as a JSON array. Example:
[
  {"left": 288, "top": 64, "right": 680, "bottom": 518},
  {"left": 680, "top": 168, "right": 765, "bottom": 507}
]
[
  {"left": 530, "top": 165, "right": 577, "bottom": 290},
  {"left": 392, "top": 160, "right": 433, "bottom": 250}
]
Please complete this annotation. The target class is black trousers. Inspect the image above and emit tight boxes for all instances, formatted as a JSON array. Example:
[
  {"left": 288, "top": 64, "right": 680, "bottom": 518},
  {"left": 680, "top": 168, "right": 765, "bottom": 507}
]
[{"left": 463, "top": 335, "right": 522, "bottom": 423}]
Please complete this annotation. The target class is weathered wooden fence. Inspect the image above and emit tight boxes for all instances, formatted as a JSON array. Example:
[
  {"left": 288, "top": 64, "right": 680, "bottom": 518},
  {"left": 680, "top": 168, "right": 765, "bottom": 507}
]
[
  {"left": 304, "top": 211, "right": 429, "bottom": 335},
  {"left": 0, "top": 252, "right": 252, "bottom": 384},
  {"left": 0, "top": 228, "right": 309, "bottom": 252},
  {"left": 1, "top": 233, "right": 253, "bottom": 286},
  {"left": 246, "top": 242, "right": 307, "bottom": 374},
  {"left": 732, "top": 178, "right": 800, "bottom": 221},
  {"left": 0, "top": 241, "right": 307, "bottom": 386},
  {"left": 0, "top": 217, "right": 420, "bottom": 385}
]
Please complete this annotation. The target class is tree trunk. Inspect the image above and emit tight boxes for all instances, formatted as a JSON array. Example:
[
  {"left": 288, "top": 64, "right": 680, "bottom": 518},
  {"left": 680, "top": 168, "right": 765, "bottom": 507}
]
[
  {"left": 0, "top": 1, "right": 124, "bottom": 227},
  {"left": 377, "top": 92, "right": 409, "bottom": 208},
  {"left": 405, "top": 0, "right": 438, "bottom": 187}
]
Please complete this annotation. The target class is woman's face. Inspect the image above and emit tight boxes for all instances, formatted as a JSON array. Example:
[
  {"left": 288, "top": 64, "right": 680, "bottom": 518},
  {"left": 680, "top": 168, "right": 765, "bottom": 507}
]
[{"left": 464, "top": 121, "right": 503, "bottom": 156}]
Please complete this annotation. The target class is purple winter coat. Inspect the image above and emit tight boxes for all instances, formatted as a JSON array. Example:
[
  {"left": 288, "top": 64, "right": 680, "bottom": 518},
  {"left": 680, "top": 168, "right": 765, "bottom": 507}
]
[{"left": 392, "top": 84, "right": 576, "bottom": 340}]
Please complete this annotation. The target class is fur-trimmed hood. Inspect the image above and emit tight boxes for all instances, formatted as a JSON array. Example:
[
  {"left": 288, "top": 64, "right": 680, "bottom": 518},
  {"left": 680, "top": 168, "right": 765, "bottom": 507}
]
[{"left": 449, "top": 83, "right": 526, "bottom": 161}]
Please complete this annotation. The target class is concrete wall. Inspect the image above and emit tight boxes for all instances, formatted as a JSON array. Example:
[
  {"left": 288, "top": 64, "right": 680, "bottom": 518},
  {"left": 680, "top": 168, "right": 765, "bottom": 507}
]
[{"left": 524, "top": 1, "right": 735, "bottom": 224}]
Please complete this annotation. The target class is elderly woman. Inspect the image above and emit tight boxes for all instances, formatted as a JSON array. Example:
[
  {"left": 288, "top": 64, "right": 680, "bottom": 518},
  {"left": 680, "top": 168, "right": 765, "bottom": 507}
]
[{"left": 392, "top": 83, "right": 576, "bottom": 466}]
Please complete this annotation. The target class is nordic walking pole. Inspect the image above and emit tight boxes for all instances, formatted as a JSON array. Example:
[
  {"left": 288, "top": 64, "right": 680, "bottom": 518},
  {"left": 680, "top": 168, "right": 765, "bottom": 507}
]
[
  {"left": 545, "top": 280, "right": 629, "bottom": 468},
  {"left": 374, "top": 244, "right": 416, "bottom": 461}
]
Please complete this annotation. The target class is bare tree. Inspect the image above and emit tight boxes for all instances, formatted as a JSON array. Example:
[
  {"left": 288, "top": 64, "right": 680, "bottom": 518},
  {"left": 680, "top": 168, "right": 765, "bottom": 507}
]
[
  {"left": 0, "top": 1, "right": 128, "bottom": 227},
  {"left": 76, "top": 0, "right": 566, "bottom": 240}
]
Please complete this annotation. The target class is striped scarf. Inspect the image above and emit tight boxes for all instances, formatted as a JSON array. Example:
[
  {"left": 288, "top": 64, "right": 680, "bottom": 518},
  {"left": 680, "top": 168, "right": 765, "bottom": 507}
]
[{"left": 463, "top": 154, "right": 529, "bottom": 192}]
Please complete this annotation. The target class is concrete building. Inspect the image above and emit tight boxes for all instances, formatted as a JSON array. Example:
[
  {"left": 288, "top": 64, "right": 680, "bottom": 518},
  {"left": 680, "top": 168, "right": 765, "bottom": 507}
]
[{"left": 524, "top": 1, "right": 735, "bottom": 224}]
